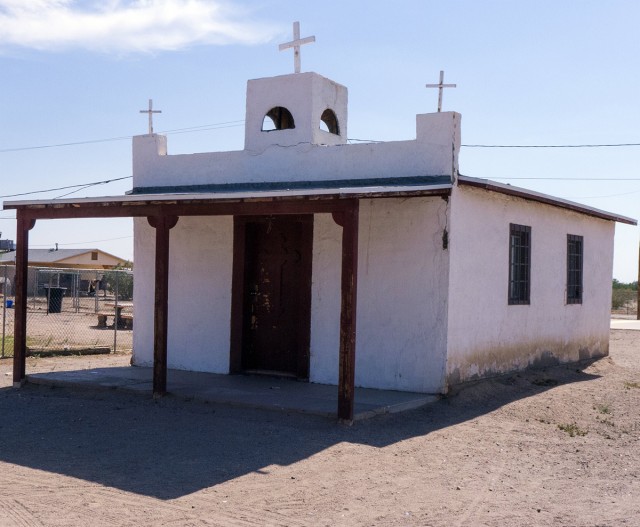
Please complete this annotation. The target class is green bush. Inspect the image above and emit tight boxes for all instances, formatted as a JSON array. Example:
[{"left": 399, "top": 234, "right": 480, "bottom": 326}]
[
  {"left": 612, "top": 288, "right": 636, "bottom": 310},
  {"left": 103, "top": 264, "right": 133, "bottom": 301},
  {"left": 612, "top": 279, "right": 638, "bottom": 290}
]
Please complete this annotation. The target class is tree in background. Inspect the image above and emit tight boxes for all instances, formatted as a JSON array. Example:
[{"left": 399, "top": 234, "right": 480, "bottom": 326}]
[
  {"left": 611, "top": 279, "right": 637, "bottom": 310},
  {"left": 103, "top": 261, "right": 133, "bottom": 301}
]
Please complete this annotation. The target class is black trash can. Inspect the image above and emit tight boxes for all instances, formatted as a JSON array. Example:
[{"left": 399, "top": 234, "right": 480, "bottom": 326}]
[{"left": 43, "top": 286, "right": 66, "bottom": 313}]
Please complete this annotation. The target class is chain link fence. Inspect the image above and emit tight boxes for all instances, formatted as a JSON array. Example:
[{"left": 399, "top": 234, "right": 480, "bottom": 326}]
[{"left": 1, "top": 264, "right": 133, "bottom": 358}]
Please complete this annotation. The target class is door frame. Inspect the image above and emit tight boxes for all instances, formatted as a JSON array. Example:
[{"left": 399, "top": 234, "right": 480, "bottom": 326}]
[{"left": 229, "top": 214, "right": 313, "bottom": 379}]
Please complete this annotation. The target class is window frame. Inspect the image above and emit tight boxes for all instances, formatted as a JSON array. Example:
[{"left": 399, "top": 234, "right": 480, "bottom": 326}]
[
  {"left": 508, "top": 223, "right": 531, "bottom": 305},
  {"left": 566, "top": 234, "right": 583, "bottom": 305}
]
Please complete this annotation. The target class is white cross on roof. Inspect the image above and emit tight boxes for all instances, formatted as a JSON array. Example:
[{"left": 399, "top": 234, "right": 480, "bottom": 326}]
[
  {"left": 425, "top": 71, "right": 457, "bottom": 112},
  {"left": 140, "top": 99, "right": 162, "bottom": 135},
  {"left": 278, "top": 21, "right": 315, "bottom": 74}
]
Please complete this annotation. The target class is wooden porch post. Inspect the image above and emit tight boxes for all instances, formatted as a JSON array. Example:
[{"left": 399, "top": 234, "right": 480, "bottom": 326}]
[
  {"left": 335, "top": 201, "right": 359, "bottom": 422},
  {"left": 148, "top": 215, "right": 178, "bottom": 396},
  {"left": 13, "top": 213, "right": 35, "bottom": 387}
]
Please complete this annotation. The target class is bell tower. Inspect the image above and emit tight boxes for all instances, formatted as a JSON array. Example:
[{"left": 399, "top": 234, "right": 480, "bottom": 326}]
[
  {"left": 244, "top": 72, "right": 348, "bottom": 151},
  {"left": 244, "top": 22, "right": 347, "bottom": 151}
]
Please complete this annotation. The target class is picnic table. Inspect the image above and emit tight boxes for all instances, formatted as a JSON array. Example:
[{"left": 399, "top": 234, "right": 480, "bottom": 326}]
[{"left": 97, "top": 302, "right": 134, "bottom": 329}]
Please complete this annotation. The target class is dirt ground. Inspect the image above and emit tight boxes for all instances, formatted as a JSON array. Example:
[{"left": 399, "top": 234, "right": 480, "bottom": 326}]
[
  {"left": 1, "top": 297, "right": 132, "bottom": 355},
  {"left": 0, "top": 331, "right": 638, "bottom": 527}
]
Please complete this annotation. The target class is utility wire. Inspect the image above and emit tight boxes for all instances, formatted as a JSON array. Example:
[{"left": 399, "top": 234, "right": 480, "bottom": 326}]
[
  {"left": 0, "top": 135, "right": 132, "bottom": 153},
  {"left": 3, "top": 174, "right": 640, "bottom": 202},
  {"left": 0, "top": 176, "right": 131, "bottom": 199},
  {"left": 0, "top": 121, "right": 245, "bottom": 153},
  {"left": 563, "top": 188, "right": 640, "bottom": 200},
  {"left": 55, "top": 184, "right": 103, "bottom": 199},
  {"left": 30, "top": 235, "right": 133, "bottom": 248},
  {"left": 3, "top": 125, "right": 640, "bottom": 153},
  {"left": 488, "top": 177, "right": 640, "bottom": 181},
  {"left": 2, "top": 126, "right": 640, "bottom": 201},
  {"left": 490, "top": 177, "right": 640, "bottom": 181},
  {"left": 348, "top": 139, "right": 640, "bottom": 148},
  {"left": 462, "top": 143, "right": 640, "bottom": 148}
]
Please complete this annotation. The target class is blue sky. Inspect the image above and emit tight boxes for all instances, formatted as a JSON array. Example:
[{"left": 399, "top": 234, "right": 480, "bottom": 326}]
[{"left": 0, "top": 0, "right": 638, "bottom": 280}]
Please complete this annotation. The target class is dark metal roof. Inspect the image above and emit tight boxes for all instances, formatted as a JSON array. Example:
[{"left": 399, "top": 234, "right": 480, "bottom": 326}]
[
  {"left": 127, "top": 175, "right": 452, "bottom": 195},
  {"left": 457, "top": 175, "right": 637, "bottom": 226}
]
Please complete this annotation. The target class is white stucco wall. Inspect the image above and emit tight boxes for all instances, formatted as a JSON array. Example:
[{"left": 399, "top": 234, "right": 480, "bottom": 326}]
[
  {"left": 310, "top": 198, "right": 450, "bottom": 393},
  {"left": 133, "top": 197, "right": 449, "bottom": 393},
  {"left": 445, "top": 185, "right": 615, "bottom": 387},
  {"left": 132, "top": 112, "right": 460, "bottom": 190},
  {"left": 132, "top": 216, "right": 233, "bottom": 373}
]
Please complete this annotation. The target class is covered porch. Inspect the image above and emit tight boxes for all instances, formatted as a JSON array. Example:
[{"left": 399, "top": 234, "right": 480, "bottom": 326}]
[
  {"left": 25, "top": 362, "right": 438, "bottom": 420},
  {"left": 4, "top": 181, "right": 451, "bottom": 421}
]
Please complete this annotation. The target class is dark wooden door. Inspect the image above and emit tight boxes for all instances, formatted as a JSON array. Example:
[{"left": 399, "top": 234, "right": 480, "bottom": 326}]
[{"left": 240, "top": 215, "right": 312, "bottom": 378}]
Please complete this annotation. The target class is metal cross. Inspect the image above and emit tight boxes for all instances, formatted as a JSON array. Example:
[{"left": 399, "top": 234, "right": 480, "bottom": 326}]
[
  {"left": 278, "top": 21, "right": 315, "bottom": 74},
  {"left": 425, "top": 70, "right": 457, "bottom": 112},
  {"left": 140, "top": 99, "right": 162, "bottom": 135}
]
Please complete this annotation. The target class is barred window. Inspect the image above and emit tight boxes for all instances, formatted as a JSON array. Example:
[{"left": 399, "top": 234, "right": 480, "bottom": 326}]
[
  {"left": 567, "top": 234, "right": 583, "bottom": 304},
  {"left": 509, "top": 224, "right": 531, "bottom": 305}
]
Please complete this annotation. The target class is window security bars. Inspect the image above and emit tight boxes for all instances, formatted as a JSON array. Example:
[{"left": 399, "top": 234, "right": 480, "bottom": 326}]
[
  {"left": 567, "top": 234, "right": 583, "bottom": 304},
  {"left": 509, "top": 224, "right": 531, "bottom": 305}
]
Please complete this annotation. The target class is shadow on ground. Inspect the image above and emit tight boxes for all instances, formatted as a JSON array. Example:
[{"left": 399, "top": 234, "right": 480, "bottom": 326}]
[{"left": 0, "top": 362, "right": 599, "bottom": 500}]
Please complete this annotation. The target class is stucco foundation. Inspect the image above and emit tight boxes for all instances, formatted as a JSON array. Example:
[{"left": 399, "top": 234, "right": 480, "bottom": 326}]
[{"left": 446, "top": 336, "right": 608, "bottom": 387}]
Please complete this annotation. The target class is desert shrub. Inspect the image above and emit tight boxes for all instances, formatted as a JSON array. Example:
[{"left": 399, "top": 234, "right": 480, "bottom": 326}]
[{"left": 612, "top": 288, "right": 635, "bottom": 310}]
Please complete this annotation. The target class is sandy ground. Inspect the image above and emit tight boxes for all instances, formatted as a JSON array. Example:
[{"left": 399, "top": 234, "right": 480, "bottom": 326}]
[{"left": 0, "top": 331, "right": 638, "bottom": 527}]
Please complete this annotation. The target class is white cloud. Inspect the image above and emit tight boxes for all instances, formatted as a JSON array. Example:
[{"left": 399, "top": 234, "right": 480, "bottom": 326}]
[{"left": 0, "top": 0, "right": 279, "bottom": 53}]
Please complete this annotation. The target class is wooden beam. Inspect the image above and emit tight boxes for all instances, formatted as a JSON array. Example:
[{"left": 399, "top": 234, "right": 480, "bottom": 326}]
[
  {"left": 229, "top": 217, "right": 247, "bottom": 374},
  {"left": 7, "top": 197, "right": 359, "bottom": 221},
  {"left": 148, "top": 215, "right": 178, "bottom": 396},
  {"left": 337, "top": 200, "right": 359, "bottom": 422},
  {"left": 13, "top": 214, "right": 35, "bottom": 387}
]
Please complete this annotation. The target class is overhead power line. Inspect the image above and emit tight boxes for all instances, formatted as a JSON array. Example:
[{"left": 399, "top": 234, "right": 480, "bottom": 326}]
[
  {"left": 462, "top": 143, "right": 640, "bottom": 148},
  {"left": 0, "top": 176, "right": 132, "bottom": 199},
  {"left": 3, "top": 174, "right": 640, "bottom": 203},
  {"left": 2, "top": 117, "right": 640, "bottom": 153},
  {"left": 490, "top": 177, "right": 640, "bottom": 181},
  {"left": 0, "top": 121, "right": 246, "bottom": 153},
  {"left": 350, "top": 139, "right": 640, "bottom": 148},
  {"left": 30, "top": 235, "right": 133, "bottom": 248},
  {"left": 0, "top": 135, "right": 132, "bottom": 153}
]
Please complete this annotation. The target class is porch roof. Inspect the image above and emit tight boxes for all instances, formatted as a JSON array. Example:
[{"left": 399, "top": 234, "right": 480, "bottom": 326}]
[
  {"left": 2, "top": 176, "right": 452, "bottom": 217},
  {"left": 4, "top": 174, "right": 635, "bottom": 225}
]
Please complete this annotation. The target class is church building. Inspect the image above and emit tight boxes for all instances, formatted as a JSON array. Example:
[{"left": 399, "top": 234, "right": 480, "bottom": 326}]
[
  {"left": 5, "top": 24, "right": 635, "bottom": 420},
  {"left": 129, "top": 32, "right": 635, "bottom": 398}
]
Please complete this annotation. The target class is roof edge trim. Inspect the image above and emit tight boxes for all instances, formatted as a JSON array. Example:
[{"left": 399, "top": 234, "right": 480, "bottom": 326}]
[
  {"left": 127, "top": 175, "right": 452, "bottom": 196},
  {"left": 457, "top": 175, "right": 637, "bottom": 226}
]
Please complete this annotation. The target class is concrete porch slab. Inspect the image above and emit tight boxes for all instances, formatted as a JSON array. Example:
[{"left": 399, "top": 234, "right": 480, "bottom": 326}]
[{"left": 26, "top": 366, "right": 439, "bottom": 421}]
